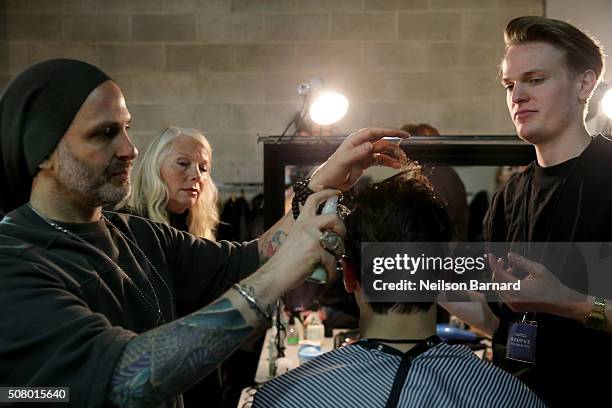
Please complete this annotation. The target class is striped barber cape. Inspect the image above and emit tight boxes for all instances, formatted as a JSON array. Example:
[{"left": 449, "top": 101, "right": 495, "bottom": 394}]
[{"left": 253, "top": 341, "right": 545, "bottom": 408}]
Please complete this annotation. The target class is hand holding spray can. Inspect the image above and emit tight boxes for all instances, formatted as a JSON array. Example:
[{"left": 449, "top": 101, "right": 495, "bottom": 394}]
[{"left": 307, "top": 195, "right": 342, "bottom": 284}]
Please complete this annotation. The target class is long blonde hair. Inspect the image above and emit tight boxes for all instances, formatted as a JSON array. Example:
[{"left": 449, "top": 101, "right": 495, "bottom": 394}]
[{"left": 128, "top": 127, "right": 220, "bottom": 240}]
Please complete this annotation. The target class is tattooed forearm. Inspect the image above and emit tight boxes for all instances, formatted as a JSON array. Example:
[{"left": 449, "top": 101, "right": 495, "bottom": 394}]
[
  {"left": 107, "top": 297, "right": 253, "bottom": 407},
  {"left": 260, "top": 230, "right": 287, "bottom": 264},
  {"left": 257, "top": 212, "right": 293, "bottom": 264}
]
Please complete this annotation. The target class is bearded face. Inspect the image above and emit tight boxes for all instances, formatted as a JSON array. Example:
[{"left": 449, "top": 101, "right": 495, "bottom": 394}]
[
  {"left": 45, "top": 81, "right": 137, "bottom": 210},
  {"left": 56, "top": 140, "right": 132, "bottom": 207}
]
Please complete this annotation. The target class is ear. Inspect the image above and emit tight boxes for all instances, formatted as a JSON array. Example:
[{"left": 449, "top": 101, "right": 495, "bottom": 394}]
[
  {"left": 37, "top": 156, "right": 54, "bottom": 171},
  {"left": 577, "top": 69, "right": 598, "bottom": 105},
  {"left": 342, "top": 257, "right": 360, "bottom": 293},
  {"left": 37, "top": 145, "right": 60, "bottom": 172}
]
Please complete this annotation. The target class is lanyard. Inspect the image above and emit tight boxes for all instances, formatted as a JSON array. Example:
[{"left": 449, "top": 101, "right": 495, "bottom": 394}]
[{"left": 356, "top": 335, "right": 441, "bottom": 408}]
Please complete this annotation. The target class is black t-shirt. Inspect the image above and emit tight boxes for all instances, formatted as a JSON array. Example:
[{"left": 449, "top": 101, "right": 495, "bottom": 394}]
[
  {"left": 527, "top": 158, "right": 577, "bottom": 242},
  {"left": 168, "top": 210, "right": 189, "bottom": 233},
  {"left": 483, "top": 135, "right": 612, "bottom": 406}
]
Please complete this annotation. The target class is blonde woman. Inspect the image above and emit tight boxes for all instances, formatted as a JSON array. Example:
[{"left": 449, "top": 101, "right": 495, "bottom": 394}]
[{"left": 129, "top": 126, "right": 219, "bottom": 240}]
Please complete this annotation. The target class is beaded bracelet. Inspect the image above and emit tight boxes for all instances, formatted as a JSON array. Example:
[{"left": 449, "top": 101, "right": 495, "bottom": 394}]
[
  {"left": 291, "top": 178, "right": 314, "bottom": 219},
  {"left": 232, "top": 283, "right": 271, "bottom": 320}
]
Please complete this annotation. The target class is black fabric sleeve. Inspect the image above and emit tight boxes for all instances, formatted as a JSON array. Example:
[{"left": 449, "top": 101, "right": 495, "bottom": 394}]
[
  {"left": 0, "top": 256, "right": 135, "bottom": 408},
  {"left": 171, "top": 233, "right": 260, "bottom": 305},
  {"left": 149, "top": 220, "right": 261, "bottom": 305},
  {"left": 110, "top": 212, "right": 261, "bottom": 307}
]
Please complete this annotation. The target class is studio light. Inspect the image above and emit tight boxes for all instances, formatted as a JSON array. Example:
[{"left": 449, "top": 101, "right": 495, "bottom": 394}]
[
  {"left": 310, "top": 92, "right": 349, "bottom": 126},
  {"left": 602, "top": 88, "right": 612, "bottom": 119},
  {"left": 279, "top": 78, "right": 350, "bottom": 139}
]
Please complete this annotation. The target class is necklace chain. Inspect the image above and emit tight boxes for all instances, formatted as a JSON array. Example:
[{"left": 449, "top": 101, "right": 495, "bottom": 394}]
[
  {"left": 103, "top": 215, "right": 176, "bottom": 320},
  {"left": 28, "top": 203, "right": 175, "bottom": 324}
]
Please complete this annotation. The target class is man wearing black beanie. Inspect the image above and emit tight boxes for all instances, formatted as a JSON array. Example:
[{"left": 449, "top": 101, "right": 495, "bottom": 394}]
[{"left": 0, "top": 59, "right": 408, "bottom": 407}]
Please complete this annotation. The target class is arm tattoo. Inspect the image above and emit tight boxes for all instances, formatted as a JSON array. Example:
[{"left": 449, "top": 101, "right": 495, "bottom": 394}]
[
  {"left": 108, "top": 297, "right": 253, "bottom": 407},
  {"left": 259, "top": 230, "right": 287, "bottom": 264}
]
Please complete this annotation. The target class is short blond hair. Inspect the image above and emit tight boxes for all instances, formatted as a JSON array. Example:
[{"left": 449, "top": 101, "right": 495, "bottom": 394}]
[{"left": 504, "top": 16, "right": 605, "bottom": 82}]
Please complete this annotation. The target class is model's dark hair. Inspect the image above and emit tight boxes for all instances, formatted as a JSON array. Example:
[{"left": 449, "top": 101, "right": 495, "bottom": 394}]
[
  {"left": 504, "top": 16, "right": 605, "bottom": 81},
  {"left": 343, "top": 164, "right": 452, "bottom": 315}
]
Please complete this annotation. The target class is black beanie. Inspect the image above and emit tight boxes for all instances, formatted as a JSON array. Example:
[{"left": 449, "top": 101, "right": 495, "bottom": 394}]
[{"left": 0, "top": 59, "right": 111, "bottom": 214}]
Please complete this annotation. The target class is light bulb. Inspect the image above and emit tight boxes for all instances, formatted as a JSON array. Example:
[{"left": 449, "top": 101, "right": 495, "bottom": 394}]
[
  {"left": 601, "top": 88, "right": 612, "bottom": 119},
  {"left": 310, "top": 92, "right": 349, "bottom": 126}
]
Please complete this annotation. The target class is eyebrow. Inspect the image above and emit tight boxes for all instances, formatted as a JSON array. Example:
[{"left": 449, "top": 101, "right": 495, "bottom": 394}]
[
  {"left": 173, "top": 152, "right": 210, "bottom": 163},
  {"left": 91, "top": 118, "right": 132, "bottom": 129},
  {"left": 501, "top": 69, "right": 546, "bottom": 83}
]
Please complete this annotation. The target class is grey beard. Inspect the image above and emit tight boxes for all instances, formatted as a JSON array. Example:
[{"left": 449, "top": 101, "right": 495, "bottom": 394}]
[{"left": 57, "top": 142, "right": 130, "bottom": 207}]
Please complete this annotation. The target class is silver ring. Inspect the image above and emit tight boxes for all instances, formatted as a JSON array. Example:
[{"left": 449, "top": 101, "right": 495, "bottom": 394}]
[
  {"left": 319, "top": 231, "right": 342, "bottom": 253},
  {"left": 374, "top": 153, "right": 381, "bottom": 166}
]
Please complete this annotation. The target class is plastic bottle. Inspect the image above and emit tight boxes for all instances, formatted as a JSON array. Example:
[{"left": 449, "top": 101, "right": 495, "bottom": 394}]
[
  {"left": 287, "top": 316, "right": 299, "bottom": 345},
  {"left": 306, "top": 313, "right": 325, "bottom": 342}
]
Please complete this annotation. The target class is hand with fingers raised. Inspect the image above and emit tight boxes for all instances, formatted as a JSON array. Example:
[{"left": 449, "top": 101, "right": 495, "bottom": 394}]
[
  {"left": 309, "top": 127, "right": 410, "bottom": 192},
  {"left": 488, "top": 252, "right": 585, "bottom": 313}
]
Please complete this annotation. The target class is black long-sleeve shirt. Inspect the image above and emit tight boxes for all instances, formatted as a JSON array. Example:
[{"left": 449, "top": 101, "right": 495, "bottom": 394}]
[{"left": 0, "top": 205, "right": 260, "bottom": 407}]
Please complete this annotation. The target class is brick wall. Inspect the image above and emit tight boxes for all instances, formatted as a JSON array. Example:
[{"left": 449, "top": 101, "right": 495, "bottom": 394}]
[{"left": 0, "top": 0, "right": 544, "bottom": 183}]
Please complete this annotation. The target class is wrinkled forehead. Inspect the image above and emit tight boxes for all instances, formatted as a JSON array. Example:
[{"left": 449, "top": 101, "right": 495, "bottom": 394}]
[{"left": 167, "top": 135, "right": 211, "bottom": 162}]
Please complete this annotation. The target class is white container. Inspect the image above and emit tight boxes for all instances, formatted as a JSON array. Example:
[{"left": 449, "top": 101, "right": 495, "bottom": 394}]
[{"left": 306, "top": 322, "right": 324, "bottom": 342}]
